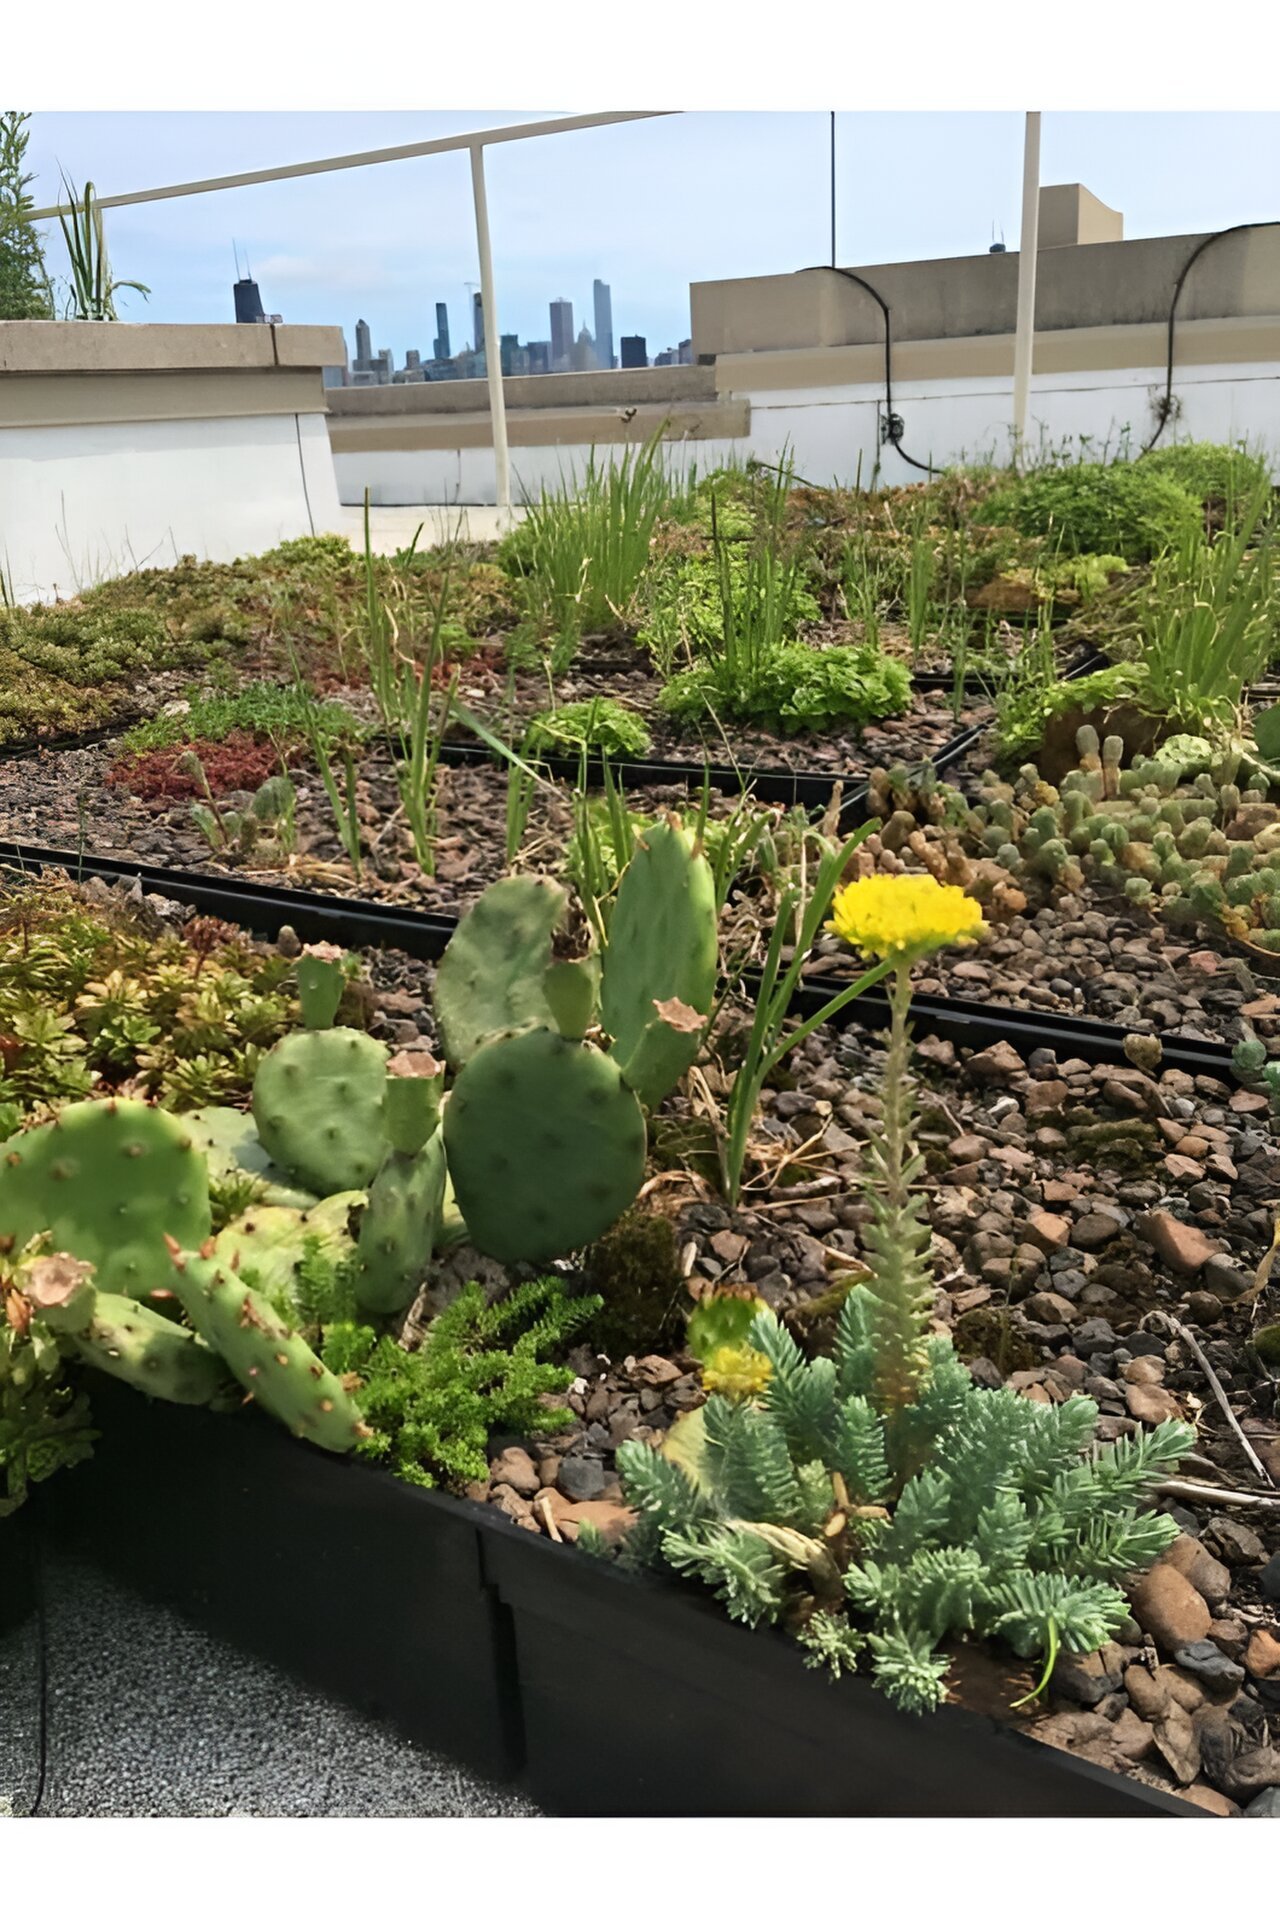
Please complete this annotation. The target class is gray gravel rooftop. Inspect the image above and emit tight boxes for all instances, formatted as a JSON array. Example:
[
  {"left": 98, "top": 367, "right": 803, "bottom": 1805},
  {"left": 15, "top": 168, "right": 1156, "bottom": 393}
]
[{"left": 0, "top": 1547, "right": 539, "bottom": 1819}]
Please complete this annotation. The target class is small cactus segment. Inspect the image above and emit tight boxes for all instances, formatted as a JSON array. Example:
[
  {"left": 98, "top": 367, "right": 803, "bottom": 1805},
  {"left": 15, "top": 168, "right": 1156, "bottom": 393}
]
[
  {"left": 443, "top": 1027, "right": 646, "bottom": 1262},
  {"left": 252, "top": 1028, "right": 388, "bottom": 1195},
  {"left": 167, "top": 1246, "right": 368, "bottom": 1453},
  {"left": 0, "top": 1100, "right": 211, "bottom": 1302},
  {"left": 542, "top": 956, "right": 601, "bottom": 1042},
  {"left": 354, "top": 1131, "right": 447, "bottom": 1316},
  {"left": 296, "top": 946, "right": 347, "bottom": 1030},
  {"left": 49, "top": 1288, "right": 233, "bottom": 1407},
  {"left": 601, "top": 816, "right": 717, "bottom": 1107},
  {"left": 434, "top": 876, "right": 566, "bottom": 1068},
  {"left": 381, "top": 1050, "right": 445, "bottom": 1155},
  {"left": 212, "top": 1193, "right": 363, "bottom": 1307}
]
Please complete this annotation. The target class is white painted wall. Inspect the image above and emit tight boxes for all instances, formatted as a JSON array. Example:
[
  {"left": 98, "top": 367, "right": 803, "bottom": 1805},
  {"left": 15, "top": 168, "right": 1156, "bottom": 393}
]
[
  {"left": 2, "top": 412, "right": 342, "bottom": 605},
  {"left": 330, "top": 359, "right": 1279, "bottom": 505}
]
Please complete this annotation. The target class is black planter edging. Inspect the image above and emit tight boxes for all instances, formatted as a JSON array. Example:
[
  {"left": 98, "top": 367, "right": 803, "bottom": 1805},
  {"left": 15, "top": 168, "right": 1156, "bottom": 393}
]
[
  {"left": 39, "top": 1373, "right": 522, "bottom": 1780},
  {"left": 0, "top": 838, "right": 458, "bottom": 961},
  {"left": 34, "top": 1376, "right": 1199, "bottom": 1816},
  {"left": 0, "top": 720, "right": 141, "bottom": 764},
  {"left": 480, "top": 1519, "right": 1199, "bottom": 1818},
  {"left": 800, "top": 978, "right": 1241, "bottom": 1081},
  {"left": 436, "top": 713, "right": 985, "bottom": 816}
]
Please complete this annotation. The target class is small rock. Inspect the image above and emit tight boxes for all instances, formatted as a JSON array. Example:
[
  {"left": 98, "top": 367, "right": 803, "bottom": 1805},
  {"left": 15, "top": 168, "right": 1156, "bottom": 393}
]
[
  {"left": 1023, "top": 1210, "right": 1072, "bottom": 1254},
  {"left": 1152, "top": 1704, "right": 1201, "bottom": 1784},
  {"left": 1255, "top": 1552, "right": 1280, "bottom": 1603},
  {"left": 1163, "top": 1534, "right": 1232, "bottom": 1607},
  {"left": 1244, "top": 1629, "right": 1280, "bottom": 1679},
  {"left": 1049, "top": 1649, "right": 1124, "bottom": 1706},
  {"left": 1110, "top": 1707, "right": 1156, "bottom": 1760},
  {"left": 1181, "top": 1783, "right": 1239, "bottom": 1817},
  {"left": 1123, "top": 1664, "right": 1169, "bottom": 1721},
  {"left": 1025, "top": 1079, "right": 1069, "bottom": 1117},
  {"left": 547, "top": 1496, "right": 636, "bottom": 1546},
  {"left": 1022, "top": 1290, "right": 1079, "bottom": 1325},
  {"left": 1126, "top": 1383, "right": 1184, "bottom": 1426},
  {"left": 489, "top": 1482, "right": 537, "bottom": 1527},
  {"left": 1123, "top": 1355, "right": 1165, "bottom": 1386},
  {"left": 630, "top": 1355, "right": 683, "bottom": 1388},
  {"left": 557, "top": 1454, "right": 605, "bottom": 1502},
  {"left": 1071, "top": 1213, "right": 1122, "bottom": 1250},
  {"left": 966, "top": 1041, "right": 1026, "bottom": 1085},
  {"left": 1137, "top": 1211, "right": 1222, "bottom": 1276},
  {"left": 488, "top": 1445, "right": 540, "bottom": 1497},
  {"left": 1203, "top": 1516, "right": 1268, "bottom": 1567},
  {"left": 1130, "top": 1563, "right": 1212, "bottom": 1652},
  {"left": 1172, "top": 1641, "right": 1246, "bottom": 1694},
  {"left": 1244, "top": 1786, "right": 1280, "bottom": 1817},
  {"left": 1201, "top": 1254, "right": 1252, "bottom": 1300},
  {"left": 1223, "top": 1746, "right": 1280, "bottom": 1798}
]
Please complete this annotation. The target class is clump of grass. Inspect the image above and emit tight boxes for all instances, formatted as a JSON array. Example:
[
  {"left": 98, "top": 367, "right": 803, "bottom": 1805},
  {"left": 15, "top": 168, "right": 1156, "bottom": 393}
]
[{"left": 121, "top": 682, "right": 365, "bottom": 756}]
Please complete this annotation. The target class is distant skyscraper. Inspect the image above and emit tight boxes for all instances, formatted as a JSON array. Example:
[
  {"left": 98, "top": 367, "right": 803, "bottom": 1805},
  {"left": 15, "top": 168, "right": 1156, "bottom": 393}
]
[
  {"left": 405, "top": 349, "right": 421, "bottom": 371},
  {"left": 571, "top": 325, "right": 597, "bottom": 373},
  {"left": 472, "top": 292, "right": 484, "bottom": 353},
  {"left": 620, "top": 335, "right": 647, "bottom": 369},
  {"left": 549, "top": 298, "right": 574, "bottom": 369},
  {"left": 592, "top": 279, "right": 614, "bottom": 371},
  {"left": 233, "top": 277, "right": 265, "bottom": 324},
  {"left": 500, "top": 333, "right": 520, "bottom": 377},
  {"left": 354, "top": 318, "right": 372, "bottom": 369},
  {"left": 526, "top": 340, "right": 551, "bottom": 376},
  {"left": 433, "top": 301, "right": 451, "bottom": 362}
]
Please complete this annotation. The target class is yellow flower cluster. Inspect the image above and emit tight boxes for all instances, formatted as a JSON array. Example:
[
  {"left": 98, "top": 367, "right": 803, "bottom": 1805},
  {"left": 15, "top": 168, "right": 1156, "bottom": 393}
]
[
  {"left": 826, "top": 873, "right": 986, "bottom": 962},
  {"left": 701, "top": 1344, "right": 773, "bottom": 1401}
]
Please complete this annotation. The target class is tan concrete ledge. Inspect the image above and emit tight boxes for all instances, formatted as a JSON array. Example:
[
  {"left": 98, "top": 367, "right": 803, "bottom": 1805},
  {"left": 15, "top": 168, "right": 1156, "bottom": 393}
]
[
  {"left": 328, "top": 363, "right": 715, "bottom": 420},
  {"left": 0, "top": 320, "right": 345, "bottom": 375},
  {"left": 712, "top": 315, "right": 1280, "bottom": 396},
  {"left": 0, "top": 368, "right": 328, "bottom": 431},
  {"left": 328, "top": 396, "right": 748, "bottom": 454}
]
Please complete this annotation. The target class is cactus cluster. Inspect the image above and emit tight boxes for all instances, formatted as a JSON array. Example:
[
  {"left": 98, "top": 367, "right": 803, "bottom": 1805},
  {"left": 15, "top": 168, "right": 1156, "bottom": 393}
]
[
  {"left": 435, "top": 815, "right": 718, "bottom": 1263},
  {"left": 963, "top": 727, "right": 1280, "bottom": 955}
]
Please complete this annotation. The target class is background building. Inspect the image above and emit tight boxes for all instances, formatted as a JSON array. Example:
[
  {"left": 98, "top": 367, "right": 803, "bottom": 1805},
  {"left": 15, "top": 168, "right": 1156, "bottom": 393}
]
[
  {"left": 433, "top": 302, "right": 450, "bottom": 361},
  {"left": 620, "top": 335, "right": 647, "bottom": 368},
  {"left": 593, "top": 278, "right": 614, "bottom": 371},
  {"left": 549, "top": 297, "right": 574, "bottom": 371}
]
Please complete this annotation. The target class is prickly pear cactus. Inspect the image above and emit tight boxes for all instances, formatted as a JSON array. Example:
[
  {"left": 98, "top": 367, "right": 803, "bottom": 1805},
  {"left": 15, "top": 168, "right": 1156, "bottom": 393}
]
[
  {"left": 354, "top": 1130, "right": 447, "bottom": 1315},
  {"left": 381, "top": 1050, "right": 445, "bottom": 1155},
  {"left": 166, "top": 1242, "right": 369, "bottom": 1453},
  {"left": 212, "top": 1193, "right": 363, "bottom": 1307},
  {"left": 296, "top": 945, "right": 348, "bottom": 1030},
  {"left": 0, "top": 1100, "right": 211, "bottom": 1302},
  {"left": 443, "top": 1027, "right": 646, "bottom": 1262},
  {"left": 600, "top": 816, "right": 717, "bottom": 1107},
  {"left": 542, "top": 955, "right": 601, "bottom": 1042},
  {"left": 434, "top": 876, "right": 567, "bottom": 1067},
  {"left": 252, "top": 1028, "right": 388, "bottom": 1195},
  {"left": 30, "top": 1272, "right": 234, "bottom": 1408}
]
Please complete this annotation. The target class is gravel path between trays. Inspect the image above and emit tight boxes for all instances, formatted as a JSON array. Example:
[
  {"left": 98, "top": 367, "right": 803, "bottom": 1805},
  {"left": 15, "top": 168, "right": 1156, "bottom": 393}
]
[{"left": 0, "top": 1549, "right": 539, "bottom": 1819}]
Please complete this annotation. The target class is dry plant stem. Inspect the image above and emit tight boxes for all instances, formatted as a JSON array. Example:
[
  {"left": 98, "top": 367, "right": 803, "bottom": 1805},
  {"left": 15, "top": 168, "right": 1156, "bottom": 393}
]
[
  {"left": 1163, "top": 1313, "right": 1276, "bottom": 1489},
  {"left": 1154, "top": 1476, "right": 1280, "bottom": 1510}
]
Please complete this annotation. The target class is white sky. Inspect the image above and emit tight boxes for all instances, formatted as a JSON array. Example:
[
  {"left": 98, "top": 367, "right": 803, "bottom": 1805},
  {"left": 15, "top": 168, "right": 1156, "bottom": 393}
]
[{"left": 21, "top": 110, "right": 1280, "bottom": 363}]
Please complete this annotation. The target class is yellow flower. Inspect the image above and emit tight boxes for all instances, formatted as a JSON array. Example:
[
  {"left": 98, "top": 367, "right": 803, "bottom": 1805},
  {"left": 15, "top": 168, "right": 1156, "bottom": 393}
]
[
  {"left": 701, "top": 1344, "right": 773, "bottom": 1401},
  {"left": 826, "top": 874, "right": 986, "bottom": 962}
]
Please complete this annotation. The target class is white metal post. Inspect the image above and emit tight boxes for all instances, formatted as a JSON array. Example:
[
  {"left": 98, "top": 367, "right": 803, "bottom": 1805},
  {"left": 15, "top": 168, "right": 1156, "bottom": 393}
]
[
  {"left": 469, "top": 142, "right": 511, "bottom": 519},
  {"left": 1011, "top": 110, "right": 1042, "bottom": 463}
]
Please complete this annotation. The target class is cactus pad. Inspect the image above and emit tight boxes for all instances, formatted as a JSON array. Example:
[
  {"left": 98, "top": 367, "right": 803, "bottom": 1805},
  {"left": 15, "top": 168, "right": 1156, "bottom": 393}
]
[
  {"left": 51, "top": 1288, "right": 233, "bottom": 1407},
  {"left": 0, "top": 1100, "right": 211, "bottom": 1302},
  {"left": 354, "top": 1131, "right": 447, "bottom": 1315},
  {"left": 601, "top": 817, "right": 717, "bottom": 1107},
  {"left": 443, "top": 1027, "right": 646, "bottom": 1261},
  {"left": 167, "top": 1246, "right": 369, "bottom": 1452},
  {"left": 212, "top": 1193, "right": 363, "bottom": 1308},
  {"left": 434, "top": 875, "right": 566, "bottom": 1067},
  {"left": 252, "top": 1028, "right": 388, "bottom": 1195},
  {"left": 381, "top": 1050, "right": 445, "bottom": 1155}
]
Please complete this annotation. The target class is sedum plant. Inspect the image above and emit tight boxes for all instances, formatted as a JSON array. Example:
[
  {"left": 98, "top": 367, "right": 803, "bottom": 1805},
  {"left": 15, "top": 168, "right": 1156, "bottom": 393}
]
[{"left": 617, "top": 873, "right": 1193, "bottom": 1714}]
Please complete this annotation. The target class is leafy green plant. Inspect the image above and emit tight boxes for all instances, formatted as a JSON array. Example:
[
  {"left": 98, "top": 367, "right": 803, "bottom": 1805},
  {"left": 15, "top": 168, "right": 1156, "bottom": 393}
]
[
  {"left": 661, "top": 641, "right": 910, "bottom": 736},
  {"left": 1139, "top": 441, "right": 1272, "bottom": 518},
  {"left": 983, "top": 460, "right": 1202, "bottom": 562},
  {"left": 56, "top": 175, "right": 149, "bottom": 321},
  {"left": 121, "top": 682, "right": 362, "bottom": 757},
  {"left": 320, "top": 1278, "right": 601, "bottom": 1490},
  {"left": 527, "top": 697, "right": 653, "bottom": 760}
]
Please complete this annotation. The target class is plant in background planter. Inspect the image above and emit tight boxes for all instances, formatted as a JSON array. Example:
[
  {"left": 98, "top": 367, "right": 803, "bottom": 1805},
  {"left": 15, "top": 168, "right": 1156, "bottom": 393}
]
[
  {"left": 0, "top": 110, "right": 53, "bottom": 320},
  {"left": 613, "top": 873, "right": 1194, "bottom": 1714},
  {"left": 56, "top": 175, "right": 149, "bottom": 321}
]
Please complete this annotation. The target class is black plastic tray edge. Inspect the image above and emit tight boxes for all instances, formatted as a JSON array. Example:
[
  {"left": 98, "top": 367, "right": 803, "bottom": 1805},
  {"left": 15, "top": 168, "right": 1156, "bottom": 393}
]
[{"left": 34, "top": 1381, "right": 1201, "bottom": 1819}]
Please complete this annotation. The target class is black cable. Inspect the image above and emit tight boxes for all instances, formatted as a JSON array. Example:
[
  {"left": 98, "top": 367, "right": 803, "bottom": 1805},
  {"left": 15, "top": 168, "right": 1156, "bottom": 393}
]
[
  {"left": 1139, "top": 219, "right": 1279, "bottom": 456},
  {"left": 799, "top": 264, "right": 937, "bottom": 477}
]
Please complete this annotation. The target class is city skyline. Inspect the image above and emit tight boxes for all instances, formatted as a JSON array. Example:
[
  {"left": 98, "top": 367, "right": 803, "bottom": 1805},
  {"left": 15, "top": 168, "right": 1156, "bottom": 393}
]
[{"left": 333, "top": 276, "right": 688, "bottom": 383}]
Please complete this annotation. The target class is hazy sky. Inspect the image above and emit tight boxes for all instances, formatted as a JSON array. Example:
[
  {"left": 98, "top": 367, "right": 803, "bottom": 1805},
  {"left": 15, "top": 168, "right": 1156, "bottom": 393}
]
[{"left": 22, "top": 110, "right": 1280, "bottom": 362}]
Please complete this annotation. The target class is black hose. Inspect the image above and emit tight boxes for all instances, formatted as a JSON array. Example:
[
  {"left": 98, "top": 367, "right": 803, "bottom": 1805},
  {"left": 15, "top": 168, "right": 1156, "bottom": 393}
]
[
  {"left": 799, "top": 264, "right": 937, "bottom": 476},
  {"left": 1139, "top": 219, "right": 1279, "bottom": 456}
]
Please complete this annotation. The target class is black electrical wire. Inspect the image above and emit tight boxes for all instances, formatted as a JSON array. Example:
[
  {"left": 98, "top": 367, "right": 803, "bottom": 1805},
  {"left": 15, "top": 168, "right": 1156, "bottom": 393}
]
[
  {"left": 1140, "top": 219, "right": 1280, "bottom": 456},
  {"left": 799, "top": 264, "right": 937, "bottom": 476}
]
